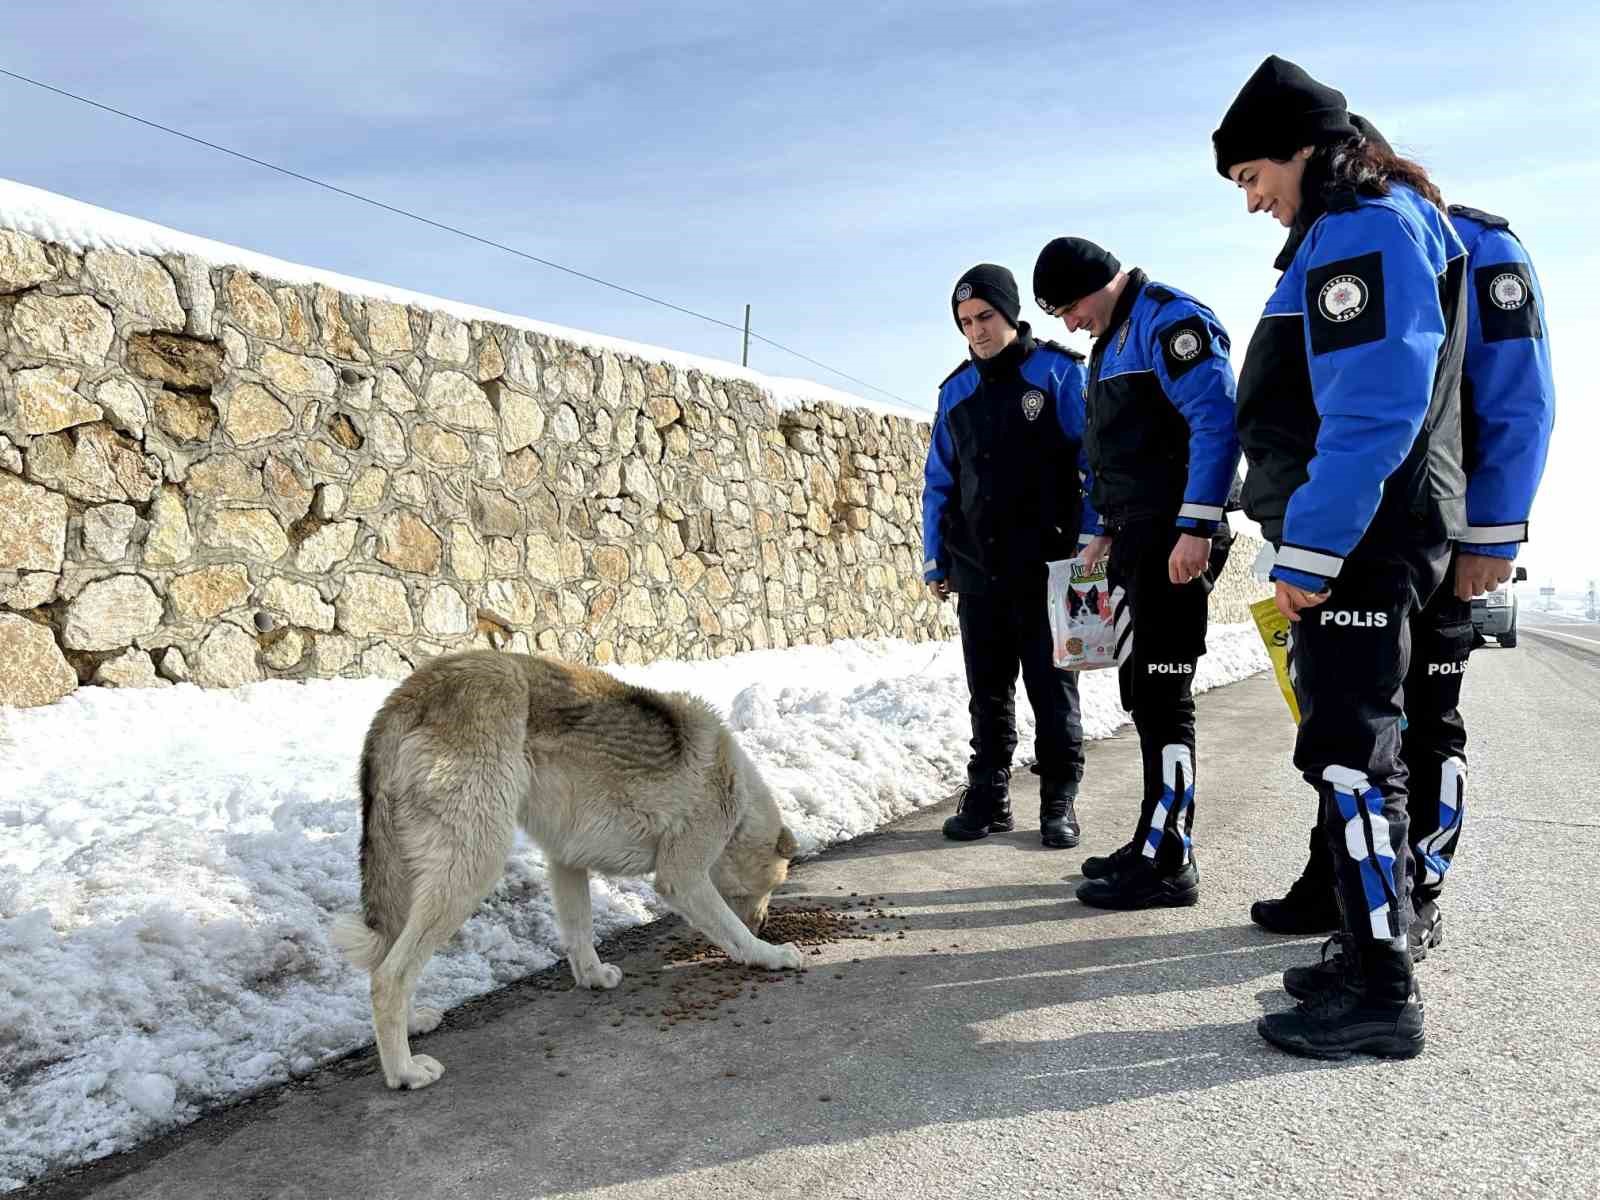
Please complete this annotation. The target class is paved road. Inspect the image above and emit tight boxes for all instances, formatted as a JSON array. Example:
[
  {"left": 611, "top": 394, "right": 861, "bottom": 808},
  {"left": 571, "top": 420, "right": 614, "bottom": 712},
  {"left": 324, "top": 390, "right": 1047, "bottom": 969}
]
[
  {"left": 1520, "top": 608, "right": 1600, "bottom": 658},
  {"left": 20, "top": 644, "right": 1600, "bottom": 1199}
]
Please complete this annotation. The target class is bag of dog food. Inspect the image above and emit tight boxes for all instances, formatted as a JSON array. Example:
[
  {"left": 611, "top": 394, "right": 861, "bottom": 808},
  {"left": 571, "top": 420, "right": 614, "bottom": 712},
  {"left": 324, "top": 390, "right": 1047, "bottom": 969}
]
[{"left": 1048, "top": 556, "right": 1116, "bottom": 671}]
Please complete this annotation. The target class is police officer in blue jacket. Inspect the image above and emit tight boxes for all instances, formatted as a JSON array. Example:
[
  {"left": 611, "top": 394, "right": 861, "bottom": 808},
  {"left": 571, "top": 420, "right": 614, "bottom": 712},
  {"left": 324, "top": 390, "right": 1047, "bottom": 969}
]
[
  {"left": 1032, "top": 238, "right": 1241, "bottom": 910},
  {"left": 1254, "top": 119, "right": 1557, "bottom": 968},
  {"left": 924, "top": 264, "right": 1098, "bottom": 848},
  {"left": 1215, "top": 56, "right": 1469, "bottom": 1059},
  {"left": 1421, "top": 206, "right": 1556, "bottom": 901}
]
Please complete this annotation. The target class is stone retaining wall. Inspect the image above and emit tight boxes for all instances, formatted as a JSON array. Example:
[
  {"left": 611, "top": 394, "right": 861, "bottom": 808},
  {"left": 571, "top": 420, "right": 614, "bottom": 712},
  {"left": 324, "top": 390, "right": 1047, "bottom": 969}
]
[
  {"left": 0, "top": 224, "right": 1265, "bottom": 709},
  {"left": 1207, "top": 536, "right": 1266, "bottom": 626}
]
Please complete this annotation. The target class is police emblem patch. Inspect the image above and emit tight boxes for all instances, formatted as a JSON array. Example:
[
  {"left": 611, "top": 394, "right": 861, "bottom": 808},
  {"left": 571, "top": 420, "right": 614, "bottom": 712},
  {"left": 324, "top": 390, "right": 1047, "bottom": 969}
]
[
  {"left": 1474, "top": 261, "right": 1541, "bottom": 342},
  {"left": 1169, "top": 329, "right": 1202, "bottom": 361},
  {"left": 1021, "top": 390, "right": 1045, "bottom": 421},
  {"left": 1489, "top": 272, "right": 1528, "bottom": 310},
  {"left": 1318, "top": 274, "right": 1367, "bottom": 322},
  {"left": 954, "top": 283, "right": 973, "bottom": 303},
  {"left": 1306, "top": 252, "right": 1386, "bottom": 355}
]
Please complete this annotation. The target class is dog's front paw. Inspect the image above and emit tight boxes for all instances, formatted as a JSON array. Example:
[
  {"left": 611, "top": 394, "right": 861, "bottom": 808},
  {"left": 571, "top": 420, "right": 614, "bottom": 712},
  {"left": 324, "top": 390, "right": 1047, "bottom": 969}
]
[
  {"left": 408, "top": 1005, "right": 444, "bottom": 1036},
  {"left": 385, "top": 1054, "right": 445, "bottom": 1091},
  {"left": 575, "top": 961, "right": 623, "bottom": 990},
  {"left": 755, "top": 941, "right": 804, "bottom": 971}
]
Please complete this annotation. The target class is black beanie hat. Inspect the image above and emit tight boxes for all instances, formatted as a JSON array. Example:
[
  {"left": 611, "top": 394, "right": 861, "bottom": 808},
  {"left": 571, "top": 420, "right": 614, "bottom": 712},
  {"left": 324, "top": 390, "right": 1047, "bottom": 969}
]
[
  {"left": 1212, "top": 55, "right": 1359, "bottom": 178},
  {"left": 1349, "top": 112, "right": 1392, "bottom": 154},
  {"left": 951, "top": 263, "right": 1020, "bottom": 329},
  {"left": 1032, "top": 237, "right": 1121, "bottom": 311}
]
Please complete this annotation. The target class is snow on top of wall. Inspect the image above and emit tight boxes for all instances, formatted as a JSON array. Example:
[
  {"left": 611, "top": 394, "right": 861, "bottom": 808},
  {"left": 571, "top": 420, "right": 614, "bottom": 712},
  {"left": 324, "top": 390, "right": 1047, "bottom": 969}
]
[{"left": 0, "top": 176, "right": 929, "bottom": 425}]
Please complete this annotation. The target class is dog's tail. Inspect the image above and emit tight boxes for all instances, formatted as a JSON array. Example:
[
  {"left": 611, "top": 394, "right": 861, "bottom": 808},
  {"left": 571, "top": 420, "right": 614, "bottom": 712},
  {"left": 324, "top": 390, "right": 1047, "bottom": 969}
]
[
  {"left": 330, "top": 910, "right": 387, "bottom": 971},
  {"left": 331, "top": 718, "right": 411, "bottom": 973}
]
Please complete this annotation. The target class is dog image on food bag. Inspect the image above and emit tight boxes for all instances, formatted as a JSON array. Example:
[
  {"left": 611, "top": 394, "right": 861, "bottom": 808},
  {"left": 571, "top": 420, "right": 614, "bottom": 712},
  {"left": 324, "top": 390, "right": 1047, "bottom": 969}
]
[
  {"left": 1049, "top": 557, "right": 1117, "bottom": 670},
  {"left": 332, "top": 650, "right": 803, "bottom": 1090}
]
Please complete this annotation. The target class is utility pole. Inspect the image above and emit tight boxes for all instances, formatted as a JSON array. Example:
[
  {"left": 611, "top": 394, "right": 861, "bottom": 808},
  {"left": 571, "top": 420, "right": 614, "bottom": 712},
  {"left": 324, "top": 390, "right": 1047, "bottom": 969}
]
[{"left": 741, "top": 304, "right": 751, "bottom": 368}]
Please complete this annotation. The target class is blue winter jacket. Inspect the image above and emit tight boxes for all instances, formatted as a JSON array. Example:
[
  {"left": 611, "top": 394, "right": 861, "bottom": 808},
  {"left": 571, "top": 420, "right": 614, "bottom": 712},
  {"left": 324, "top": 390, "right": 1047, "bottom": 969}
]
[
  {"left": 922, "top": 326, "right": 1098, "bottom": 592},
  {"left": 1447, "top": 204, "right": 1556, "bottom": 559},
  {"left": 1236, "top": 183, "right": 1469, "bottom": 592},
  {"left": 1083, "top": 268, "right": 1240, "bottom": 535}
]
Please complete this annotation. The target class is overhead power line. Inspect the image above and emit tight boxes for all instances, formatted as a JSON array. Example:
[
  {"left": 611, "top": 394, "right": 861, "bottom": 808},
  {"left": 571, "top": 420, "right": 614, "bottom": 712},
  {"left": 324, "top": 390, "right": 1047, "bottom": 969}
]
[{"left": 0, "top": 66, "right": 913, "bottom": 406}]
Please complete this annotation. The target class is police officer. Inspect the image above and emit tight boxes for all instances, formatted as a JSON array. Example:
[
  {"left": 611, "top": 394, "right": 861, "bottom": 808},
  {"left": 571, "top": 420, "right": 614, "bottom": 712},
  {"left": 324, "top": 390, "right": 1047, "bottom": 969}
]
[
  {"left": 924, "top": 264, "right": 1096, "bottom": 849},
  {"left": 1256, "top": 124, "right": 1557, "bottom": 988},
  {"left": 1215, "top": 56, "right": 1469, "bottom": 1058},
  {"left": 1032, "top": 238, "right": 1241, "bottom": 910}
]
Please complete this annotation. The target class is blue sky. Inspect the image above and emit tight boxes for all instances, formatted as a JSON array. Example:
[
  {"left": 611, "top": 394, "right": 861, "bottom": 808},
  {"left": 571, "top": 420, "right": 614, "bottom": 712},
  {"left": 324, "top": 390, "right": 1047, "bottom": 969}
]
[{"left": 3, "top": 1, "right": 1595, "bottom": 586}]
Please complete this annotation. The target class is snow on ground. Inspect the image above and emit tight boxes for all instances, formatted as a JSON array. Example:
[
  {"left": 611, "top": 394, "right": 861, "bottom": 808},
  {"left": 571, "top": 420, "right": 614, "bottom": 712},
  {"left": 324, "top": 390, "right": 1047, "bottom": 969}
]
[
  {"left": 0, "top": 177, "right": 928, "bottom": 422},
  {"left": 0, "top": 628, "right": 1267, "bottom": 1190}
]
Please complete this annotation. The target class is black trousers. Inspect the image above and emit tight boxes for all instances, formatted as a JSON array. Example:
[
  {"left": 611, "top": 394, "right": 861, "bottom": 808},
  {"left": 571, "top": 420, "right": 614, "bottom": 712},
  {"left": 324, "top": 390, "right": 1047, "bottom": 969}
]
[
  {"left": 1401, "top": 574, "right": 1473, "bottom": 906},
  {"left": 1297, "top": 552, "right": 1472, "bottom": 909},
  {"left": 957, "top": 577, "right": 1084, "bottom": 786},
  {"left": 1107, "top": 521, "right": 1232, "bottom": 869},
  {"left": 1290, "top": 542, "right": 1452, "bottom": 946}
]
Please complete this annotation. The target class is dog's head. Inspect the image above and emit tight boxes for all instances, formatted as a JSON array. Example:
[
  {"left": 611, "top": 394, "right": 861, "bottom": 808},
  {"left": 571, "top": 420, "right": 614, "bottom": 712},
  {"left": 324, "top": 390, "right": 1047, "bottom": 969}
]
[{"left": 711, "top": 732, "right": 800, "bottom": 935}]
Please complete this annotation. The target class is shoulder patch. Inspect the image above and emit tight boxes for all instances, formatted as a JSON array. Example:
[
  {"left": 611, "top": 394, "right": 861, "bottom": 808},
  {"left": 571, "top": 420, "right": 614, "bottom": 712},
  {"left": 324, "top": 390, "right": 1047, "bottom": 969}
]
[
  {"left": 1305, "top": 251, "right": 1387, "bottom": 355},
  {"left": 939, "top": 358, "right": 974, "bottom": 387},
  {"left": 1449, "top": 204, "right": 1510, "bottom": 230},
  {"left": 1474, "top": 261, "right": 1542, "bottom": 342},
  {"left": 1032, "top": 337, "right": 1086, "bottom": 362},
  {"left": 1143, "top": 285, "right": 1177, "bottom": 304},
  {"left": 1157, "top": 316, "right": 1213, "bottom": 380}
]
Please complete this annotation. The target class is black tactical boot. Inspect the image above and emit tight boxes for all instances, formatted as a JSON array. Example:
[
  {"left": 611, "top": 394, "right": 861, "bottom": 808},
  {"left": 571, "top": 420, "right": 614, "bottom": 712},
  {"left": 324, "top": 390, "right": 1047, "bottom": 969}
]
[
  {"left": 1250, "top": 833, "right": 1340, "bottom": 934},
  {"left": 942, "top": 768, "right": 1013, "bottom": 841},
  {"left": 1283, "top": 933, "right": 1353, "bottom": 1002},
  {"left": 1039, "top": 779, "right": 1081, "bottom": 849},
  {"left": 1259, "top": 942, "right": 1425, "bottom": 1060},
  {"left": 1075, "top": 853, "right": 1200, "bottom": 909},
  {"left": 1286, "top": 900, "right": 1445, "bottom": 1000},
  {"left": 1081, "top": 839, "right": 1140, "bottom": 880}
]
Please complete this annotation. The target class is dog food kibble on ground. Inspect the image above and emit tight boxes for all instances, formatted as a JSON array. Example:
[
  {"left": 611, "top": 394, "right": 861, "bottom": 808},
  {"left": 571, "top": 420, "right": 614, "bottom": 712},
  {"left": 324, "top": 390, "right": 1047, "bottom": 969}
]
[
  {"left": 582, "top": 898, "right": 913, "bottom": 1032},
  {"left": 663, "top": 902, "right": 880, "bottom": 964}
]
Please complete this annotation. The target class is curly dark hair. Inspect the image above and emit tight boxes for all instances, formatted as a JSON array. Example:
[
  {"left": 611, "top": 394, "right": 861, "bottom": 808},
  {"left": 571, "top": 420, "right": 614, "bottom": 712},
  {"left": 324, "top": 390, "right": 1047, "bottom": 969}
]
[{"left": 1296, "top": 133, "right": 1444, "bottom": 223}]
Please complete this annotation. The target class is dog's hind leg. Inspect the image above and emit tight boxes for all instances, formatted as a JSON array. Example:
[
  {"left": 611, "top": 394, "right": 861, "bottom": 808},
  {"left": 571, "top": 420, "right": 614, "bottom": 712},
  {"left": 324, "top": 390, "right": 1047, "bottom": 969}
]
[
  {"left": 549, "top": 862, "right": 623, "bottom": 989},
  {"left": 371, "top": 830, "right": 511, "bottom": 1090},
  {"left": 654, "top": 868, "right": 803, "bottom": 971}
]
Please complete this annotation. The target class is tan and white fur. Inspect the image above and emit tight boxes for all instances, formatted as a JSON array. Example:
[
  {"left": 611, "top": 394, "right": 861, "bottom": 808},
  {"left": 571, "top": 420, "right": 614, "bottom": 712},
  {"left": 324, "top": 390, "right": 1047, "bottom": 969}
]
[{"left": 331, "top": 650, "right": 802, "bottom": 1090}]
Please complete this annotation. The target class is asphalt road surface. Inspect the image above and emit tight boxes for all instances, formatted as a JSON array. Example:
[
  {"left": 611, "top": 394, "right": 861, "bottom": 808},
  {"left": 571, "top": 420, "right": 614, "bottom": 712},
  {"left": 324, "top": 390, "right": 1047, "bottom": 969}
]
[{"left": 1520, "top": 607, "right": 1600, "bottom": 659}]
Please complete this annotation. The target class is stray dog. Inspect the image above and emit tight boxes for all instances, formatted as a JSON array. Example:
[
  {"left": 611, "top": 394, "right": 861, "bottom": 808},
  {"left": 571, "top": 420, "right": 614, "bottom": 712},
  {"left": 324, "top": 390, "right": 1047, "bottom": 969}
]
[{"left": 332, "top": 650, "right": 803, "bottom": 1090}]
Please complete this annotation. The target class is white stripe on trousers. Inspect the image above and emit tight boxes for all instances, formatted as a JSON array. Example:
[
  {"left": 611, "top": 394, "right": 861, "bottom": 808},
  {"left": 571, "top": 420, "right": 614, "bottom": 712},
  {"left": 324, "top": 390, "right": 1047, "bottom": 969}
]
[{"left": 1112, "top": 585, "right": 1133, "bottom": 666}]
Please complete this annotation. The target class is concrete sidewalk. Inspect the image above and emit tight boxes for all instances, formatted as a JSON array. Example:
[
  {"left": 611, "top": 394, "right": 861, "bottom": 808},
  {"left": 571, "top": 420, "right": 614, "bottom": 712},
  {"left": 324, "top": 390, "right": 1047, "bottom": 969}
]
[{"left": 22, "top": 657, "right": 1599, "bottom": 1199}]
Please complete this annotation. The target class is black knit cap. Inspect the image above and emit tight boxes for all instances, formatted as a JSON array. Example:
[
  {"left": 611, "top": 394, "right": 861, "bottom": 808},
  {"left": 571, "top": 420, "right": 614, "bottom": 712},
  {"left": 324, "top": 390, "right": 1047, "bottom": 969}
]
[
  {"left": 1350, "top": 112, "right": 1391, "bottom": 154},
  {"left": 1212, "top": 55, "right": 1359, "bottom": 178},
  {"left": 1032, "top": 237, "right": 1121, "bottom": 311},
  {"left": 951, "top": 263, "right": 1020, "bottom": 329}
]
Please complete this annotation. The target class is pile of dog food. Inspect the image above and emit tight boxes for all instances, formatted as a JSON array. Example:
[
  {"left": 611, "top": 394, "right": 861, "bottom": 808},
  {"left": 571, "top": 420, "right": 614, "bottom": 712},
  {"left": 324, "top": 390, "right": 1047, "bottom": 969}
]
[
  {"left": 663, "top": 890, "right": 909, "bottom": 966},
  {"left": 539, "top": 891, "right": 913, "bottom": 1031}
]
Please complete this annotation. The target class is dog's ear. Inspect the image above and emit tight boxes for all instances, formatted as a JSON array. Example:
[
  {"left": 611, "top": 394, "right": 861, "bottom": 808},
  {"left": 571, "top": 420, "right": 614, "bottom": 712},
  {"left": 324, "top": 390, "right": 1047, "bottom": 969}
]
[{"left": 776, "top": 825, "right": 799, "bottom": 859}]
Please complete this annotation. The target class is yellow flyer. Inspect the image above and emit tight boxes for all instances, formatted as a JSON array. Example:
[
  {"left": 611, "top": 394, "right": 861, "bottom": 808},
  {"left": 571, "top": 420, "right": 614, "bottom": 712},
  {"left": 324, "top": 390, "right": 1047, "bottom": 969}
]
[{"left": 1249, "top": 596, "right": 1301, "bottom": 724}]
